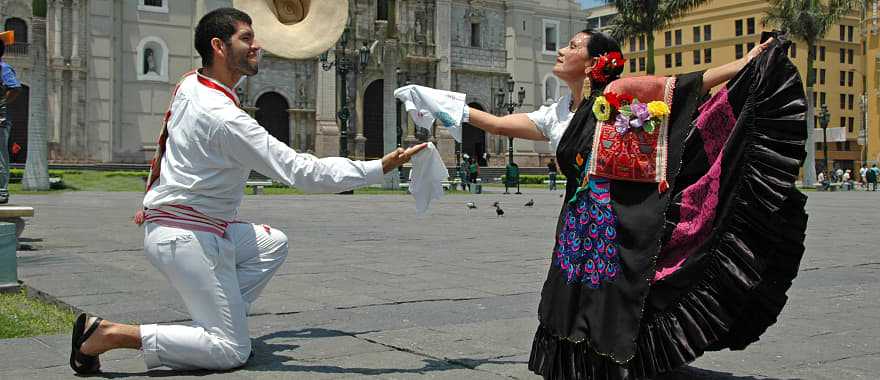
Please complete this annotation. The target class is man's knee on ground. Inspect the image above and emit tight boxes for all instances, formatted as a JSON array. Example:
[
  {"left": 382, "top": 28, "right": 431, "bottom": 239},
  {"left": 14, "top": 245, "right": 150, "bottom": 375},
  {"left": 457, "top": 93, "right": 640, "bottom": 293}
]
[{"left": 208, "top": 336, "right": 252, "bottom": 370}]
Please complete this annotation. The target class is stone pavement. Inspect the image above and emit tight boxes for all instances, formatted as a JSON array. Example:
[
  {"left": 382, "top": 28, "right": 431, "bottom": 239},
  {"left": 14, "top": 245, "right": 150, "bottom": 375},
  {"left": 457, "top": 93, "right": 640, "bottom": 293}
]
[{"left": 0, "top": 189, "right": 877, "bottom": 379}]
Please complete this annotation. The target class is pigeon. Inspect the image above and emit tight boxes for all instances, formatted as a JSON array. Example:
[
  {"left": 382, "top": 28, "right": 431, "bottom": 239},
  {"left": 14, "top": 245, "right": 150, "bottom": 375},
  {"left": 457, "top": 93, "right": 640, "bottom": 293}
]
[
  {"left": 524, "top": 199, "right": 534, "bottom": 207},
  {"left": 494, "top": 204, "right": 505, "bottom": 217},
  {"left": 466, "top": 202, "right": 477, "bottom": 209}
]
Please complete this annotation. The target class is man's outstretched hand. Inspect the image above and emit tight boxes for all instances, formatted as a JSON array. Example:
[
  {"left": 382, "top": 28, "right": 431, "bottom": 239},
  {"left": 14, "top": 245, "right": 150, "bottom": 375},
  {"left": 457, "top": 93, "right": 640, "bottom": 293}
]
[{"left": 381, "top": 143, "right": 429, "bottom": 174}]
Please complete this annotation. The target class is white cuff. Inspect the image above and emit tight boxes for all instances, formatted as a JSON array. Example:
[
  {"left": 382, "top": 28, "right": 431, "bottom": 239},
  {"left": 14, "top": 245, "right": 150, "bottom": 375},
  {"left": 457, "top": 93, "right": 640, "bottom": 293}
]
[
  {"left": 140, "top": 324, "right": 162, "bottom": 369},
  {"left": 364, "top": 159, "right": 385, "bottom": 185}
]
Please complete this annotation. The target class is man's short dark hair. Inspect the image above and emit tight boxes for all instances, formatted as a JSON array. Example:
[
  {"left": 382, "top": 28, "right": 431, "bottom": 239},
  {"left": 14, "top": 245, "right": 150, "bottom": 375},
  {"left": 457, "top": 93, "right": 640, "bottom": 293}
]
[{"left": 194, "top": 8, "right": 252, "bottom": 67}]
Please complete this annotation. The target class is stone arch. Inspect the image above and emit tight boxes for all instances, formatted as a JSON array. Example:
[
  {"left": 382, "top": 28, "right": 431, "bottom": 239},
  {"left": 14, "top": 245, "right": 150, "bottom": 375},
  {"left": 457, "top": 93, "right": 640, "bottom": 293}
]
[
  {"left": 252, "top": 87, "right": 294, "bottom": 109},
  {"left": 4, "top": 17, "right": 27, "bottom": 44},
  {"left": 136, "top": 36, "right": 169, "bottom": 82},
  {"left": 463, "top": 101, "right": 488, "bottom": 166},
  {"left": 542, "top": 73, "right": 559, "bottom": 105},
  {"left": 1, "top": 1, "right": 32, "bottom": 24},
  {"left": 255, "top": 92, "right": 290, "bottom": 146},
  {"left": 362, "top": 79, "right": 385, "bottom": 160}
]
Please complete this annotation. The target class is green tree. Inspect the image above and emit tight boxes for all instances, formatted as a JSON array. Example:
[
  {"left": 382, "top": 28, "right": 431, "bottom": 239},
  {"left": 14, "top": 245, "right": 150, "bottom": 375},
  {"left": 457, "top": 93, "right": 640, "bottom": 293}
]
[
  {"left": 764, "top": 0, "right": 857, "bottom": 186},
  {"left": 604, "top": 0, "right": 711, "bottom": 75}
]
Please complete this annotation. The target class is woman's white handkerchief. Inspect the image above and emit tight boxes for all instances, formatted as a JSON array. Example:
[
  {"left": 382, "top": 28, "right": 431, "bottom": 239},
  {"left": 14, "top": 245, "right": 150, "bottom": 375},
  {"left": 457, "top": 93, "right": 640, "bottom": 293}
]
[{"left": 393, "top": 85, "right": 466, "bottom": 143}]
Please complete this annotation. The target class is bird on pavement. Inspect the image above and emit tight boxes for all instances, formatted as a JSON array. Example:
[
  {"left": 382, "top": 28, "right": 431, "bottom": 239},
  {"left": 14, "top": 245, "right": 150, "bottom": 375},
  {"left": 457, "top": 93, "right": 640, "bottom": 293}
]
[
  {"left": 466, "top": 201, "right": 477, "bottom": 209},
  {"left": 524, "top": 199, "right": 534, "bottom": 207},
  {"left": 494, "top": 204, "right": 505, "bottom": 217}
]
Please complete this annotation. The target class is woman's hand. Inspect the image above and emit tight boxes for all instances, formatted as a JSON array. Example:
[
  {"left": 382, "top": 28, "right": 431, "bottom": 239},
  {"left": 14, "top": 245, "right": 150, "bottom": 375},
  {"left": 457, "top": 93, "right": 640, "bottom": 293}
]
[
  {"left": 381, "top": 143, "right": 429, "bottom": 174},
  {"left": 746, "top": 38, "right": 774, "bottom": 63}
]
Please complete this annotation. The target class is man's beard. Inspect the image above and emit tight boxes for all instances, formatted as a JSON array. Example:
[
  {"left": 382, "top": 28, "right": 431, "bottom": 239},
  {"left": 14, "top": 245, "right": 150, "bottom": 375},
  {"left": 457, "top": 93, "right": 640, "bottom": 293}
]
[{"left": 229, "top": 50, "right": 259, "bottom": 76}]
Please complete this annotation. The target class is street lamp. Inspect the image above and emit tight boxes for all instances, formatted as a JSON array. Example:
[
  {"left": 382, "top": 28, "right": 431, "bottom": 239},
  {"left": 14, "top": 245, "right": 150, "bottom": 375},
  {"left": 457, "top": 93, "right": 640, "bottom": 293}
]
[
  {"left": 818, "top": 104, "right": 830, "bottom": 176},
  {"left": 319, "top": 27, "right": 371, "bottom": 158},
  {"left": 495, "top": 76, "right": 526, "bottom": 165}
]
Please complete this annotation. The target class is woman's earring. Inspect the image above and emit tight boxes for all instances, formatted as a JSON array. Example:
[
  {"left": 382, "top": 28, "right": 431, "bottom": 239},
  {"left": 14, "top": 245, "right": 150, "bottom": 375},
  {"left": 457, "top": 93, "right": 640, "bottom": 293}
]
[{"left": 582, "top": 79, "right": 592, "bottom": 100}]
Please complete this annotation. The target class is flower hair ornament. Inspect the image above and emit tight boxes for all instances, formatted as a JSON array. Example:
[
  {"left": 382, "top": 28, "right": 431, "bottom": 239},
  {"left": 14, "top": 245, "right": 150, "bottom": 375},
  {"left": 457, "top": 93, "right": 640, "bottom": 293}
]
[{"left": 588, "top": 51, "right": 626, "bottom": 85}]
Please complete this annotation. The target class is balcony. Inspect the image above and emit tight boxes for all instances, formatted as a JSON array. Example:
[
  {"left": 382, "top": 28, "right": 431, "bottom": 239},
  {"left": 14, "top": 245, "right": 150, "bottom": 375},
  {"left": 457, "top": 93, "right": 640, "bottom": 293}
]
[
  {"left": 451, "top": 46, "right": 506, "bottom": 71},
  {"left": 6, "top": 43, "right": 28, "bottom": 56}
]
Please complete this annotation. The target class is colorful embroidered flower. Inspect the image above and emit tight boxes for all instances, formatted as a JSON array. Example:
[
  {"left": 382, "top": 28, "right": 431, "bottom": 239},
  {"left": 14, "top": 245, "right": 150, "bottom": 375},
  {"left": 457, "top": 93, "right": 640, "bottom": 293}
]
[
  {"left": 631, "top": 102, "right": 651, "bottom": 124},
  {"left": 576, "top": 153, "right": 585, "bottom": 167},
  {"left": 593, "top": 96, "right": 611, "bottom": 121},
  {"left": 614, "top": 113, "right": 630, "bottom": 134},
  {"left": 605, "top": 92, "right": 622, "bottom": 109},
  {"left": 647, "top": 101, "right": 671, "bottom": 117}
]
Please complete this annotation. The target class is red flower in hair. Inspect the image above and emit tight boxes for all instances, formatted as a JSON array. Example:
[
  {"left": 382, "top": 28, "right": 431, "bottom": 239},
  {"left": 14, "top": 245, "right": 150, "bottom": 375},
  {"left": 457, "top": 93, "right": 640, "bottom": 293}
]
[
  {"left": 607, "top": 52, "right": 625, "bottom": 69},
  {"left": 618, "top": 93, "right": 634, "bottom": 104}
]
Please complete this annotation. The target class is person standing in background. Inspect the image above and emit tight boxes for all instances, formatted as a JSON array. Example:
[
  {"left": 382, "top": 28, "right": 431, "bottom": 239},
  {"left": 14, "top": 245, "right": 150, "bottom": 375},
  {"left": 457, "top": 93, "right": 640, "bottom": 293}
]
[
  {"left": 0, "top": 40, "right": 21, "bottom": 204},
  {"left": 547, "top": 158, "right": 558, "bottom": 191}
]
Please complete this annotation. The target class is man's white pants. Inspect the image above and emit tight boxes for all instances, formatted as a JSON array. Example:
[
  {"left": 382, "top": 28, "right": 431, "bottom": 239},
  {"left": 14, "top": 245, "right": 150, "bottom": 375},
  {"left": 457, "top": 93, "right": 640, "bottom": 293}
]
[{"left": 140, "top": 222, "right": 288, "bottom": 370}]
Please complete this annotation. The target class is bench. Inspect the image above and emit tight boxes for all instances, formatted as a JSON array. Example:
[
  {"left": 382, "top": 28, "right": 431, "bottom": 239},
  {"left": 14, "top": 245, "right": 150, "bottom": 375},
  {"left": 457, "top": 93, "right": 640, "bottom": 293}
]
[
  {"left": 0, "top": 206, "right": 34, "bottom": 238},
  {"left": 246, "top": 181, "right": 273, "bottom": 195}
]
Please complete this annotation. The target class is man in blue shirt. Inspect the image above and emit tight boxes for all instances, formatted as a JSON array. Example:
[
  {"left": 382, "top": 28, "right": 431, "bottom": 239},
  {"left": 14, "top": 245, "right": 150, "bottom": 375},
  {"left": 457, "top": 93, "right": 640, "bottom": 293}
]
[{"left": 0, "top": 40, "right": 21, "bottom": 204}]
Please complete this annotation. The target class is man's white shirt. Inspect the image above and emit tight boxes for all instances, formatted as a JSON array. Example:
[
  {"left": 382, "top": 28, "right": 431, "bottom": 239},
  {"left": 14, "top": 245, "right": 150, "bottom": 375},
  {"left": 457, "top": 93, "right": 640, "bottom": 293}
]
[{"left": 143, "top": 72, "right": 384, "bottom": 221}]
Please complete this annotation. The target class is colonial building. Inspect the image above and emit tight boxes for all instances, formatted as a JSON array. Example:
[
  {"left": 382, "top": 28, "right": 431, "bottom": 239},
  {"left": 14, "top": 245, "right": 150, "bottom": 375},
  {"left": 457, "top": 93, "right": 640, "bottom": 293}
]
[{"left": 5, "top": 0, "right": 592, "bottom": 173}]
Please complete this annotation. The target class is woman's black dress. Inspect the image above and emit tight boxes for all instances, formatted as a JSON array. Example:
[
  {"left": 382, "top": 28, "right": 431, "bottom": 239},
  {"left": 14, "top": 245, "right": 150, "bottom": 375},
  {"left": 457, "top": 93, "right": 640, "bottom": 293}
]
[{"left": 529, "top": 38, "right": 809, "bottom": 379}]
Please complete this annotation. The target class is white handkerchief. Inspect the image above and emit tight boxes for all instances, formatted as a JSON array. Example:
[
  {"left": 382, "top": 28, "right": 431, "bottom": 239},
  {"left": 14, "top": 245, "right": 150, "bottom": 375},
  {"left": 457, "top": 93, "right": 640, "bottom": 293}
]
[
  {"left": 408, "top": 142, "right": 447, "bottom": 214},
  {"left": 393, "top": 85, "right": 466, "bottom": 143}
]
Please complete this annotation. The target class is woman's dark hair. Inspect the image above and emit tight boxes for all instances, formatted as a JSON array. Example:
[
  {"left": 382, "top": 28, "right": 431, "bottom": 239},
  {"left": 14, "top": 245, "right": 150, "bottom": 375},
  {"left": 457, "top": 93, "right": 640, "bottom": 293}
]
[{"left": 580, "top": 29, "right": 624, "bottom": 86}]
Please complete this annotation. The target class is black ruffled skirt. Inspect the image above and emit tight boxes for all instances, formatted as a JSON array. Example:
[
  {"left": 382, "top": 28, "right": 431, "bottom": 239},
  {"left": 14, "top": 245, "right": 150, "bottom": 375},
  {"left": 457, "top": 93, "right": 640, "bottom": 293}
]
[{"left": 529, "top": 39, "right": 808, "bottom": 379}]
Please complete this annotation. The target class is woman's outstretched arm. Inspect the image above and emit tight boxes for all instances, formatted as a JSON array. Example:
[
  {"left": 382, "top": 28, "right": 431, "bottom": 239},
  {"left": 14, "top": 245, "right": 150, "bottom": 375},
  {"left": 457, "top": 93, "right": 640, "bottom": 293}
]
[
  {"left": 702, "top": 38, "right": 774, "bottom": 93},
  {"left": 466, "top": 107, "right": 549, "bottom": 141}
]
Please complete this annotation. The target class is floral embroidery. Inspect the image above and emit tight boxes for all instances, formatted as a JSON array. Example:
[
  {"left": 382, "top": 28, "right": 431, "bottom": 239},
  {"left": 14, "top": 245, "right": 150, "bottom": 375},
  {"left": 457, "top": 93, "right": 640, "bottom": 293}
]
[{"left": 554, "top": 153, "right": 621, "bottom": 287}]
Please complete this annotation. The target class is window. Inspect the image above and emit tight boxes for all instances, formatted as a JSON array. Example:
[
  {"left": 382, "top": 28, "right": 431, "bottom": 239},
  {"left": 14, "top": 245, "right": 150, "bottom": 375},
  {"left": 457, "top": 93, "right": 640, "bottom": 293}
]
[
  {"left": 544, "top": 76, "right": 559, "bottom": 103},
  {"left": 848, "top": 49, "right": 854, "bottom": 64},
  {"left": 848, "top": 117, "right": 855, "bottom": 132},
  {"left": 735, "top": 19, "right": 743, "bottom": 36},
  {"left": 138, "top": 0, "right": 168, "bottom": 13},
  {"left": 377, "top": 0, "right": 388, "bottom": 21},
  {"left": 848, "top": 71, "right": 854, "bottom": 87},
  {"left": 747, "top": 42, "right": 755, "bottom": 52},
  {"left": 841, "top": 25, "right": 846, "bottom": 40},
  {"left": 629, "top": 37, "right": 636, "bottom": 52},
  {"left": 820, "top": 69, "right": 825, "bottom": 85},
  {"left": 704, "top": 48, "right": 712, "bottom": 64},
  {"left": 586, "top": 18, "right": 599, "bottom": 29},
  {"left": 848, "top": 25, "right": 854, "bottom": 42},
  {"left": 810, "top": 45, "right": 816, "bottom": 59},
  {"left": 812, "top": 92, "right": 817, "bottom": 106},
  {"left": 735, "top": 44, "right": 744, "bottom": 59},
  {"left": 665, "top": 54, "right": 673, "bottom": 68},
  {"left": 820, "top": 46, "right": 826, "bottom": 61},
  {"left": 675, "top": 29, "right": 682, "bottom": 45},
  {"left": 675, "top": 52, "right": 682, "bottom": 67},
  {"left": 849, "top": 94, "right": 854, "bottom": 109},
  {"left": 704, "top": 25, "right": 712, "bottom": 41},
  {"left": 3, "top": 18, "right": 27, "bottom": 44},
  {"left": 639, "top": 35, "right": 645, "bottom": 50},
  {"left": 693, "top": 26, "right": 701, "bottom": 43},
  {"left": 841, "top": 116, "right": 848, "bottom": 131},
  {"left": 840, "top": 70, "right": 846, "bottom": 86},
  {"left": 791, "top": 43, "right": 797, "bottom": 58},
  {"left": 665, "top": 31, "right": 672, "bottom": 47},
  {"left": 639, "top": 57, "right": 646, "bottom": 71},
  {"left": 543, "top": 20, "right": 559, "bottom": 53},
  {"left": 840, "top": 48, "right": 846, "bottom": 63},
  {"left": 747, "top": 18, "right": 755, "bottom": 34},
  {"left": 136, "top": 36, "right": 169, "bottom": 82},
  {"left": 470, "top": 23, "right": 481, "bottom": 47},
  {"left": 820, "top": 92, "right": 826, "bottom": 106},
  {"left": 629, "top": 59, "right": 637, "bottom": 73},
  {"left": 693, "top": 50, "right": 701, "bottom": 64},
  {"left": 840, "top": 94, "right": 846, "bottom": 109}
]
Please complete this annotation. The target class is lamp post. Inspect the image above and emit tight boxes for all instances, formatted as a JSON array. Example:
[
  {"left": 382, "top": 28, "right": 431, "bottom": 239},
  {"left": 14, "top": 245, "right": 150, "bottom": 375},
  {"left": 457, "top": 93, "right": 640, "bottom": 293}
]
[
  {"left": 818, "top": 104, "right": 830, "bottom": 176},
  {"left": 395, "top": 67, "right": 410, "bottom": 185},
  {"left": 495, "top": 76, "right": 526, "bottom": 165},
  {"left": 319, "top": 27, "right": 371, "bottom": 158}
]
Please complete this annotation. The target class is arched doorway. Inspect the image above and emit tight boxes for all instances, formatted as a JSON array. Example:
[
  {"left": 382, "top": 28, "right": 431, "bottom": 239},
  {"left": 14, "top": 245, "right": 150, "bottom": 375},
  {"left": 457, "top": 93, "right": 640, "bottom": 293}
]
[
  {"left": 7, "top": 85, "right": 28, "bottom": 164},
  {"left": 463, "top": 102, "right": 487, "bottom": 166},
  {"left": 362, "top": 80, "right": 384, "bottom": 160},
  {"left": 4, "top": 17, "right": 27, "bottom": 43},
  {"left": 255, "top": 92, "right": 290, "bottom": 146}
]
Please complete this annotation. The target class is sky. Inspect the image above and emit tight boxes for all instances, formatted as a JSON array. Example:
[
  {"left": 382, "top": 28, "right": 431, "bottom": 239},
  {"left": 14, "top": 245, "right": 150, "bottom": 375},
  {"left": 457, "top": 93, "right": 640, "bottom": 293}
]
[{"left": 580, "top": 0, "right": 605, "bottom": 8}]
